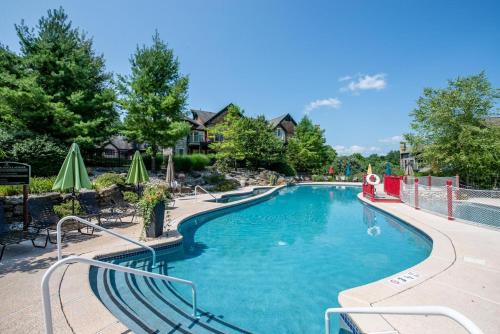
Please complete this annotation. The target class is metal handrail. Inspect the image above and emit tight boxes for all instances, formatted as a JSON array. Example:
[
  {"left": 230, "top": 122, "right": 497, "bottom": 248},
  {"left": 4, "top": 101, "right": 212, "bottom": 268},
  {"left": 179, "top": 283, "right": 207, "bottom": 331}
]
[
  {"left": 194, "top": 185, "right": 217, "bottom": 202},
  {"left": 41, "top": 256, "right": 197, "bottom": 334},
  {"left": 325, "top": 306, "right": 483, "bottom": 334},
  {"left": 56, "top": 216, "right": 156, "bottom": 267}
]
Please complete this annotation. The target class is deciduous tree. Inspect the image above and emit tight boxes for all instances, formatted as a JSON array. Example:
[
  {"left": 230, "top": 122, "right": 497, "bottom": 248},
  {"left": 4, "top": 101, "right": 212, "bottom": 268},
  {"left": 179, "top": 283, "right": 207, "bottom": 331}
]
[
  {"left": 119, "top": 31, "right": 190, "bottom": 172},
  {"left": 286, "top": 116, "right": 336, "bottom": 173},
  {"left": 406, "top": 72, "right": 499, "bottom": 188}
]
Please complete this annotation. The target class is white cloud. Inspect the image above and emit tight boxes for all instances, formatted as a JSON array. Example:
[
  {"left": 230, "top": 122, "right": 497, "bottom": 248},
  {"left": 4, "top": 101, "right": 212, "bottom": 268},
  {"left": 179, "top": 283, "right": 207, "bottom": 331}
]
[
  {"left": 304, "top": 97, "right": 341, "bottom": 114},
  {"left": 334, "top": 145, "right": 382, "bottom": 156},
  {"left": 338, "top": 75, "right": 352, "bottom": 82},
  {"left": 378, "top": 135, "right": 403, "bottom": 144},
  {"left": 341, "top": 73, "right": 387, "bottom": 92}
]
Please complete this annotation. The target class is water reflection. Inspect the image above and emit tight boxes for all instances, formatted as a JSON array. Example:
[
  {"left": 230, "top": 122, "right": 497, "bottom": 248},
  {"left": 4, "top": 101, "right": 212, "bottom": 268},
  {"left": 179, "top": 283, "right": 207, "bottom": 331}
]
[{"left": 363, "top": 205, "right": 381, "bottom": 236}]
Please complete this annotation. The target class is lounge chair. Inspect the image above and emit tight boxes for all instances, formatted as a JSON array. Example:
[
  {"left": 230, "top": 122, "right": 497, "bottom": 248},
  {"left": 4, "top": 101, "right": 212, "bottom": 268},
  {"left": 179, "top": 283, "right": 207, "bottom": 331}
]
[
  {"left": 107, "top": 191, "right": 137, "bottom": 223},
  {"left": 0, "top": 201, "right": 40, "bottom": 260},
  {"left": 78, "top": 191, "right": 103, "bottom": 225},
  {"left": 28, "top": 196, "right": 93, "bottom": 245}
]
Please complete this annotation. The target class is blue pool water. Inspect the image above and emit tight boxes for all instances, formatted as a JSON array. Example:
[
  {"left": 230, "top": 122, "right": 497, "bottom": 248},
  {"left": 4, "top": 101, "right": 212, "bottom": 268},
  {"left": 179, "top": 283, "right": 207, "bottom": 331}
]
[{"left": 91, "top": 185, "right": 432, "bottom": 333}]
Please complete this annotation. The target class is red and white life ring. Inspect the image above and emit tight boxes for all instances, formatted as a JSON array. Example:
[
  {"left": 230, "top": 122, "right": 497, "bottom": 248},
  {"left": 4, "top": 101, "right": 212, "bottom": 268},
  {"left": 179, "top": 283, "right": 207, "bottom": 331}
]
[{"left": 366, "top": 173, "right": 380, "bottom": 185}]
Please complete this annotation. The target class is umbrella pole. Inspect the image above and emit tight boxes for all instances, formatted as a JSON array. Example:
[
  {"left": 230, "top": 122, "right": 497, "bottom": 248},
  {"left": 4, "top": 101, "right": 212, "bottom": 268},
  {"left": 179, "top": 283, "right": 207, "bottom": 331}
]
[{"left": 72, "top": 187, "right": 75, "bottom": 215}]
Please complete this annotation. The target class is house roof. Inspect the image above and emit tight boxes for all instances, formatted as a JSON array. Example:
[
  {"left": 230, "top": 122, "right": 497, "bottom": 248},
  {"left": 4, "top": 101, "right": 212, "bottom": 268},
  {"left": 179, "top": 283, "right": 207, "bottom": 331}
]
[
  {"left": 105, "top": 135, "right": 133, "bottom": 151},
  {"left": 191, "top": 109, "right": 216, "bottom": 125},
  {"left": 485, "top": 116, "right": 500, "bottom": 127},
  {"left": 270, "top": 113, "right": 297, "bottom": 128},
  {"left": 190, "top": 104, "right": 235, "bottom": 127}
]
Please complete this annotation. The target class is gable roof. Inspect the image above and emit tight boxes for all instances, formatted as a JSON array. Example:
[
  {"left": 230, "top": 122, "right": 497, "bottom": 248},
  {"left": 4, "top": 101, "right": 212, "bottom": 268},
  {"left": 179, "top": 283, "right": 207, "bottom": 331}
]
[
  {"left": 190, "top": 103, "right": 236, "bottom": 127},
  {"left": 270, "top": 113, "right": 297, "bottom": 128},
  {"left": 191, "top": 109, "right": 216, "bottom": 126}
]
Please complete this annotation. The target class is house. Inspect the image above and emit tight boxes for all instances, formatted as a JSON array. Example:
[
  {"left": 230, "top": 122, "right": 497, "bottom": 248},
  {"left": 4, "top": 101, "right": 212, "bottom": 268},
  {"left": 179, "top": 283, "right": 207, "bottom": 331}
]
[
  {"left": 399, "top": 141, "right": 423, "bottom": 172},
  {"left": 174, "top": 104, "right": 235, "bottom": 155},
  {"left": 101, "top": 135, "right": 149, "bottom": 160},
  {"left": 174, "top": 104, "right": 297, "bottom": 155},
  {"left": 269, "top": 113, "right": 297, "bottom": 143}
]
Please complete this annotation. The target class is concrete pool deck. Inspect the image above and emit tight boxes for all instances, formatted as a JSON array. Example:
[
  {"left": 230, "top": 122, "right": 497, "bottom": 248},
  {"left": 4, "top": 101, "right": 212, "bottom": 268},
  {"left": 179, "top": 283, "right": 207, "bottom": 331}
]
[
  {"left": 0, "top": 183, "right": 499, "bottom": 333},
  {"left": 342, "top": 194, "right": 500, "bottom": 334}
]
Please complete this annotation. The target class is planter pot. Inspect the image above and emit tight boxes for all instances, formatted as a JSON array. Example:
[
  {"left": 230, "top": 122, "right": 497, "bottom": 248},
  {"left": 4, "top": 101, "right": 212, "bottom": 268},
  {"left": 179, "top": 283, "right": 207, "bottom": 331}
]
[{"left": 145, "top": 202, "right": 165, "bottom": 238}]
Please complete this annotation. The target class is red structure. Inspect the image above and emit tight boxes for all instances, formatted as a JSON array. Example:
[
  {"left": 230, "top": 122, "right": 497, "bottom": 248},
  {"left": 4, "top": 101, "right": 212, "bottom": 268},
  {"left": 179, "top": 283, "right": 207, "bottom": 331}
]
[
  {"left": 362, "top": 176, "right": 376, "bottom": 201},
  {"left": 362, "top": 175, "right": 401, "bottom": 203},
  {"left": 414, "top": 177, "right": 420, "bottom": 209},
  {"left": 383, "top": 175, "right": 402, "bottom": 198}
]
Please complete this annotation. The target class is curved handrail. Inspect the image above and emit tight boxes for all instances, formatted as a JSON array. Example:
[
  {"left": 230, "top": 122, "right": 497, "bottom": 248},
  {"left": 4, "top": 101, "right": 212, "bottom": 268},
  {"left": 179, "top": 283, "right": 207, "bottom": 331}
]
[
  {"left": 56, "top": 216, "right": 156, "bottom": 267},
  {"left": 41, "top": 256, "right": 197, "bottom": 334},
  {"left": 194, "top": 185, "right": 217, "bottom": 202},
  {"left": 325, "top": 306, "right": 483, "bottom": 334}
]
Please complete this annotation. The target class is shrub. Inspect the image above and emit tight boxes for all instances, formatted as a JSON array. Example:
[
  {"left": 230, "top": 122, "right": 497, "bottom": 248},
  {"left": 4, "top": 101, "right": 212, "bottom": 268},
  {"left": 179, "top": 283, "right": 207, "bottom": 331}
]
[
  {"left": 94, "top": 173, "right": 125, "bottom": 190},
  {"left": 173, "top": 154, "right": 210, "bottom": 172},
  {"left": 123, "top": 191, "right": 139, "bottom": 203},
  {"left": 269, "top": 161, "right": 296, "bottom": 176},
  {"left": 54, "top": 199, "right": 83, "bottom": 217},
  {"left": 30, "top": 176, "right": 56, "bottom": 193},
  {"left": 137, "top": 184, "right": 171, "bottom": 229},
  {"left": 269, "top": 174, "right": 278, "bottom": 186},
  {"left": 0, "top": 185, "right": 21, "bottom": 196},
  {"left": 203, "top": 173, "right": 226, "bottom": 185},
  {"left": 212, "top": 179, "right": 239, "bottom": 192},
  {"left": 11, "top": 136, "right": 67, "bottom": 176},
  {"left": 327, "top": 176, "right": 333, "bottom": 182},
  {"left": 311, "top": 175, "right": 324, "bottom": 182},
  {"left": 0, "top": 176, "right": 56, "bottom": 196},
  {"left": 142, "top": 153, "right": 164, "bottom": 171}
]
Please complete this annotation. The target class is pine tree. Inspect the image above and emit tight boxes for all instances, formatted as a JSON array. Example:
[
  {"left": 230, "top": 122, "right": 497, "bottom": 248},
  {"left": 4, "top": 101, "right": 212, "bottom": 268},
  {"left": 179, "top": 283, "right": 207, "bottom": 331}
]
[{"left": 12, "top": 7, "right": 118, "bottom": 148}]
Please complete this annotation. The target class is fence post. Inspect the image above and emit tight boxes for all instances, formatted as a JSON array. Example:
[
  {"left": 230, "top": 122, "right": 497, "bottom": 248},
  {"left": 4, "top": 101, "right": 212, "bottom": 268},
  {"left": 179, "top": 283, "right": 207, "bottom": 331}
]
[
  {"left": 414, "top": 177, "right": 419, "bottom": 209},
  {"left": 455, "top": 175, "right": 460, "bottom": 200},
  {"left": 447, "top": 180, "right": 454, "bottom": 220},
  {"left": 428, "top": 175, "right": 432, "bottom": 187}
]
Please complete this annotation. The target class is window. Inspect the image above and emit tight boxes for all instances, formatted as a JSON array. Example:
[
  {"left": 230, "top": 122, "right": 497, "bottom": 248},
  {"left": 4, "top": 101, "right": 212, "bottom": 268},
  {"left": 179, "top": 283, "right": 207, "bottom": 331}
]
[
  {"left": 191, "top": 131, "right": 202, "bottom": 143},
  {"left": 177, "top": 148, "right": 184, "bottom": 155},
  {"left": 103, "top": 149, "right": 115, "bottom": 157},
  {"left": 275, "top": 128, "right": 285, "bottom": 140}
]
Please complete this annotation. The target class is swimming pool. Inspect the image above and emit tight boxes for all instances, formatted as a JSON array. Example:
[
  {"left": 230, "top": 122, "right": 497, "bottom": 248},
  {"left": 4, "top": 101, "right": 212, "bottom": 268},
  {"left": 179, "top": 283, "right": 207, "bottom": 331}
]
[{"left": 90, "top": 185, "right": 432, "bottom": 333}]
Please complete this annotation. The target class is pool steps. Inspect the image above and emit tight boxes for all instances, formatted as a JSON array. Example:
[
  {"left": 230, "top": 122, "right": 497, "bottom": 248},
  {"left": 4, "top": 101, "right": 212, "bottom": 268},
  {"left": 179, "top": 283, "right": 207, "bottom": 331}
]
[{"left": 92, "top": 257, "right": 253, "bottom": 334}]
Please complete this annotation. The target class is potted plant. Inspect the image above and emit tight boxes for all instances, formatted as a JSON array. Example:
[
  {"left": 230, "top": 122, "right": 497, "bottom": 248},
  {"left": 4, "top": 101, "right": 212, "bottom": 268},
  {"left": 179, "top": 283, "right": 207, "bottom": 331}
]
[{"left": 138, "top": 184, "right": 171, "bottom": 237}]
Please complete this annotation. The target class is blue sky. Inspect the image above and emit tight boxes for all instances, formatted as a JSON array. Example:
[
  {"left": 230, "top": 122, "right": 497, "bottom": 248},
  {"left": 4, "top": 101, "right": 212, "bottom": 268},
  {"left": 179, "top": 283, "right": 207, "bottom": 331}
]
[{"left": 1, "top": 1, "right": 499, "bottom": 155}]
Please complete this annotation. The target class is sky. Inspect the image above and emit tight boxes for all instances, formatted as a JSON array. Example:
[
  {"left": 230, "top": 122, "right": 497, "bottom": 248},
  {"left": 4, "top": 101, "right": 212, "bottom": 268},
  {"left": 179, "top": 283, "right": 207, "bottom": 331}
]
[{"left": 1, "top": 1, "right": 499, "bottom": 156}]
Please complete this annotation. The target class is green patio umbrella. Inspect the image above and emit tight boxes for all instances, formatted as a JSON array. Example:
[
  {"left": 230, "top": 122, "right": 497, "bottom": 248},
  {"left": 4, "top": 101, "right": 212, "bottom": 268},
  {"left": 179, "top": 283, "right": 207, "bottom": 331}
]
[
  {"left": 345, "top": 162, "right": 351, "bottom": 177},
  {"left": 52, "top": 143, "right": 92, "bottom": 214},
  {"left": 385, "top": 162, "right": 392, "bottom": 176},
  {"left": 126, "top": 151, "right": 149, "bottom": 190}
]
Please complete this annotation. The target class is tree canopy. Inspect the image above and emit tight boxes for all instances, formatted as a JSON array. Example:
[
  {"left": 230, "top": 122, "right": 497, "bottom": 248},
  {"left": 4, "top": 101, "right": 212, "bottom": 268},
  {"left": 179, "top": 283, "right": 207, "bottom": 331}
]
[
  {"left": 405, "top": 72, "right": 499, "bottom": 187},
  {"left": 286, "top": 116, "right": 336, "bottom": 173},
  {"left": 119, "top": 31, "right": 190, "bottom": 172},
  {"left": 1, "top": 7, "right": 119, "bottom": 149},
  {"left": 209, "top": 105, "right": 284, "bottom": 170}
]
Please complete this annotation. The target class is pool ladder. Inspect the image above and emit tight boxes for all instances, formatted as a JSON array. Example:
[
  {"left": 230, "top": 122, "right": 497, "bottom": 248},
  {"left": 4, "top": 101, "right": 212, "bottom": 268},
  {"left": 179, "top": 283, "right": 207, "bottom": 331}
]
[
  {"left": 195, "top": 185, "right": 218, "bottom": 202},
  {"left": 325, "top": 306, "right": 484, "bottom": 334}
]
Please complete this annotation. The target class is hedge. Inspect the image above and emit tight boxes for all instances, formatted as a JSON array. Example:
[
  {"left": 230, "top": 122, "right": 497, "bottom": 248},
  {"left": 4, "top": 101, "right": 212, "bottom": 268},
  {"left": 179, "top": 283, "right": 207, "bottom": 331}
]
[{"left": 174, "top": 154, "right": 211, "bottom": 172}]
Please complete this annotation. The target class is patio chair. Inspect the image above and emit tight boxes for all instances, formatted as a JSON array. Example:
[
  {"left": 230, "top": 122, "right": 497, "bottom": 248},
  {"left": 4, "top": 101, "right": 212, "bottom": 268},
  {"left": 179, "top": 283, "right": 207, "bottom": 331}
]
[
  {"left": 0, "top": 201, "right": 39, "bottom": 260},
  {"left": 107, "top": 191, "right": 137, "bottom": 223},
  {"left": 28, "top": 196, "right": 93, "bottom": 246},
  {"left": 78, "top": 191, "right": 103, "bottom": 225}
]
